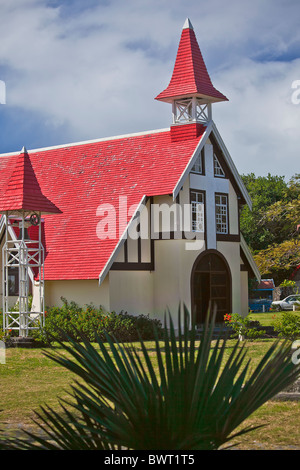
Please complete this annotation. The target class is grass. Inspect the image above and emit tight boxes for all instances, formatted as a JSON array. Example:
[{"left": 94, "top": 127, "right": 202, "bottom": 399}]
[
  {"left": 0, "top": 338, "right": 300, "bottom": 450},
  {"left": 248, "top": 310, "right": 300, "bottom": 327}
]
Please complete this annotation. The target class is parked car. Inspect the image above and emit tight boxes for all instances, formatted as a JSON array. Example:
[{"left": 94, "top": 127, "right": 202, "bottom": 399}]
[{"left": 271, "top": 295, "right": 300, "bottom": 311}]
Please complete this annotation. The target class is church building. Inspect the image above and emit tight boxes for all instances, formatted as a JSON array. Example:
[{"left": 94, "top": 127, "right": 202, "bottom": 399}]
[{"left": 0, "top": 19, "right": 260, "bottom": 329}]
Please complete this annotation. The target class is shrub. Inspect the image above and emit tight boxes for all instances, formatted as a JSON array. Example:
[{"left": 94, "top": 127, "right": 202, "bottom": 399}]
[
  {"left": 0, "top": 309, "right": 13, "bottom": 342},
  {"left": 272, "top": 311, "right": 300, "bottom": 340},
  {"left": 33, "top": 297, "right": 162, "bottom": 345},
  {"left": 224, "top": 313, "right": 266, "bottom": 340}
]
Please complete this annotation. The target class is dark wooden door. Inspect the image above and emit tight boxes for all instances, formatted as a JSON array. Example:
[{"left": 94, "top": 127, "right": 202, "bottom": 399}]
[{"left": 192, "top": 252, "right": 231, "bottom": 324}]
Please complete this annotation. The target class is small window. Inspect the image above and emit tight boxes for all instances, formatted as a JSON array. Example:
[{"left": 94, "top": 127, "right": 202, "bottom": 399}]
[
  {"left": 190, "top": 191, "right": 205, "bottom": 232},
  {"left": 215, "top": 194, "right": 228, "bottom": 234},
  {"left": 8, "top": 268, "right": 19, "bottom": 296},
  {"left": 213, "top": 154, "right": 225, "bottom": 178},
  {"left": 191, "top": 149, "right": 204, "bottom": 175}
]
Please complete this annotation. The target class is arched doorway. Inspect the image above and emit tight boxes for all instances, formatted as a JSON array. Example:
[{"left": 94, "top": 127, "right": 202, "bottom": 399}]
[{"left": 191, "top": 250, "right": 232, "bottom": 324}]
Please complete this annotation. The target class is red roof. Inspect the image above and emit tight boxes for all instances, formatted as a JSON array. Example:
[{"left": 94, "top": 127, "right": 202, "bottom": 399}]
[
  {"left": 155, "top": 20, "right": 228, "bottom": 103},
  {"left": 0, "top": 147, "right": 60, "bottom": 214},
  {"left": 256, "top": 279, "right": 275, "bottom": 290},
  {"left": 0, "top": 128, "right": 205, "bottom": 280}
]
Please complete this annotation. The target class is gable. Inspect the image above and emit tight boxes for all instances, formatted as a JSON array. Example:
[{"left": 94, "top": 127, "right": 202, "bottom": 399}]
[{"left": 173, "top": 122, "right": 251, "bottom": 210}]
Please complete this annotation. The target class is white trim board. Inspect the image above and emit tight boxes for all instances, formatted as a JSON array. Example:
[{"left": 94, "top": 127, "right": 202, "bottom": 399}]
[
  {"left": 241, "top": 234, "right": 261, "bottom": 281},
  {"left": 172, "top": 121, "right": 252, "bottom": 211},
  {"left": 98, "top": 195, "right": 147, "bottom": 285},
  {"left": 211, "top": 122, "right": 252, "bottom": 210}
]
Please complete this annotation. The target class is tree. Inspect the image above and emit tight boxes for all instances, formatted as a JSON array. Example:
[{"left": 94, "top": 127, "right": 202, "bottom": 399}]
[
  {"left": 259, "top": 174, "right": 300, "bottom": 246},
  {"left": 253, "top": 239, "right": 300, "bottom": 285},
  {"left": 240, "top": 173, "right": 288, "bottom": 251},
  {"left": 241, "top": 173, "right": 300, "bottom": 282}
]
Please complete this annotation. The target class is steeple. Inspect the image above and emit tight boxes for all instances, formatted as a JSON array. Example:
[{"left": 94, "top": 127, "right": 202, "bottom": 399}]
[
  {"left": 155, "top": 19, "right": 228, "bottom": 137},
  {"left": 0, "top": 147, "right": 60, "bottom": 214}
]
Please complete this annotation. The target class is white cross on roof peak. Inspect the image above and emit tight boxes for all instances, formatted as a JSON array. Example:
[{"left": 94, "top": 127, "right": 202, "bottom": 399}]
[{"left": 183, "top": 18, "right": 194, "bottom": 30}]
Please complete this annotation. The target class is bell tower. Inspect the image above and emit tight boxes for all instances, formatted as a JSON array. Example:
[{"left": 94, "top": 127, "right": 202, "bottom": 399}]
[
  {"left": 155, "top": 19, "right": 228, "bottom": 140},
  {"left": 0, "top": 147, "right": 60, "bottom": 339}
]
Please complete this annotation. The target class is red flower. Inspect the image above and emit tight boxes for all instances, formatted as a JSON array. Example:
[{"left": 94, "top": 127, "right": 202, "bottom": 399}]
[{"left": 224, "top": 314, "right": 232, "bottom": 321}]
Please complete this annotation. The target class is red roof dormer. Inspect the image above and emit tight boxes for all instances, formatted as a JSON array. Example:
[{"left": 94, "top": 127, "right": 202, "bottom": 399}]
[
  {"left": 0, "top": 147, "right": 60, "bottom": 214},
  {"left": 155, "top": 19, "right": 228, "bottom": 104}
]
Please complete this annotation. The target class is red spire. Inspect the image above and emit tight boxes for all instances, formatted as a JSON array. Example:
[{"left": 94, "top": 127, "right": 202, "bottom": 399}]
[
  {"left": 155, "top": 19, "right": 228, "bottom": 103},
  {"left": 0, "top": 147, "right": 60, "bottom": 214}
]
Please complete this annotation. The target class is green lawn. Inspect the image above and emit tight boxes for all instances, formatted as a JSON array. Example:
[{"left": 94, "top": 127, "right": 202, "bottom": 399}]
[
  {"left": 1, "top": 338, "right": 300, "bottom": 450},
  {"left": 248, "top": 310, "right": 300, "bottom": 327}
]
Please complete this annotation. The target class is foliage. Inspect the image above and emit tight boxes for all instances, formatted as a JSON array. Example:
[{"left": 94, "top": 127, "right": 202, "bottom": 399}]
[
  {"left": 224, "top": 313, "right": 266, "bottom": 340},
  {"left": 279, "top": 279, "right": 296, "bottom": 289},
  {"left": 0, "top": 328, "right": 5, "bottom": 342},
  {"left": 258, "top": 174, "right": 300, "bottom": 246},
  {"left": 3, "top": 306, "right": 300, "bottom": 451},
  {"left": 10, "top": 294, "right": 33, "bottom": 312},
  {"left": 32, "top": 297, "right": 162, "bottom": 345},
  {"left": 278, "top": 279, "right": 298, "bottom": 299},
  {"left": 272, "top": 311, "right": 300, "bottom": 341},
  {"left": 240, "top": 173, "right": 300, "bottom": 283},
  {"left": 0, "top": 309, "right": 13, "bottom": 342},
  {"left": 1, "top": 296, "right": 35, "bottom": 339},
  {"left": 240, "top": 173, "right": 288, "bottom": 251},
  {"left": 0, "top": 328, "right": 13, "bottom": 343},
  {"left": 253, "top": 240, "right": 300, "bottom": 285}
]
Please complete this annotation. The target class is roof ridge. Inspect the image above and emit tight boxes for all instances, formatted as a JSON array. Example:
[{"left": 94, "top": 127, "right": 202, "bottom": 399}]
[{"left": 0, "top": 127, "right": 170, "bottom": 157}]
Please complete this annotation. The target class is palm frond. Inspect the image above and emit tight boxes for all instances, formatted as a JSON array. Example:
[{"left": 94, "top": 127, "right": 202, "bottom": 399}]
[{"left": 8, "top": 305, "right": 300, "bottom": 450}]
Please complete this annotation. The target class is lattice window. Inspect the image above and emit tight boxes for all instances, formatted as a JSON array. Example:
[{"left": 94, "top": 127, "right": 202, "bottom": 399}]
[
  {"left": 213, "top": 154, "right": 225, "bottom": 177},
  {"left": 195, "top": 102, "right": 211, "bottom": 123},
  {"left": 173, "top": 98, "right": 212, "bottom": 124},
  {"left": 174, "top": 98, "right": 193, "bottom": 122},
  {"left": 191, "top": 190, "right": 205, "bottom": 232},
  {"left": 215, "top": 194, "right": 228, "bottom": 234}
]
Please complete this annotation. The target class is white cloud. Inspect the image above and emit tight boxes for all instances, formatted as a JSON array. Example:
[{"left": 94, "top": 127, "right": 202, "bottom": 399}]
[
  {"left": 213, "top": 57, "right": 300, "bottom": 179},
  {"left": 0, "top": 0, "right": 299, "bottom": 179}
]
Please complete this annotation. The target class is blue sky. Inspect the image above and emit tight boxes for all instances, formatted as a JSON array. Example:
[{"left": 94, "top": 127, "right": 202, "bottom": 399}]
[{"left": 0, "top": 0, "right": 300, "bottom": 180}]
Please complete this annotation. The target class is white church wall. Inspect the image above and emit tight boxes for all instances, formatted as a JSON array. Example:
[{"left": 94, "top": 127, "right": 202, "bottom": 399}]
[
  {"left": 240, "top": 270, "right": 249, "bottom": 316},
  {"left": 114, "top": 243, "right": 125, "bottom": 263},
  {"left": 44, "top": 277, "right": 110, "bottom": 312},
  {"left": 109, "top": 270, "right": 154, "bottom": 316},
  {"left": 153, "top": 238, "right": 206, "bottom": 327},
  {"left": 217, "top": 241, "right": 242, "bottom": 315},
  {"left": 228, "top": 181, "right": 239, "bottom": 236}
]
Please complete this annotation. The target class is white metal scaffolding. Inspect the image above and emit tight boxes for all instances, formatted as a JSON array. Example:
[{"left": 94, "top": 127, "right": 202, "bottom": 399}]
[{"left": 2, "top": 211, "right": 44, "bottom": 337}]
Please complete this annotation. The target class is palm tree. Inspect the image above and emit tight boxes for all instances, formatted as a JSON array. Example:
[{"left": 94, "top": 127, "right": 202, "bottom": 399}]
[{"left": 4, "top": 306, "right": 300, "bottom": 450}]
